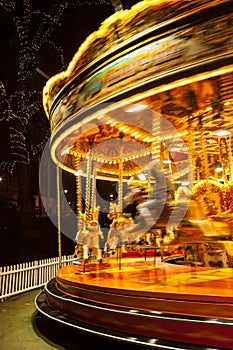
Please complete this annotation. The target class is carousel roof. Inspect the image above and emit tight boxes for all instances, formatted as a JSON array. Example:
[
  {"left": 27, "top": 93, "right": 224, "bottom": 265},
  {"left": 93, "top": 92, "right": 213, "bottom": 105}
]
[{"left": 42, "top": 0, "right": 224, "bottom": 117}]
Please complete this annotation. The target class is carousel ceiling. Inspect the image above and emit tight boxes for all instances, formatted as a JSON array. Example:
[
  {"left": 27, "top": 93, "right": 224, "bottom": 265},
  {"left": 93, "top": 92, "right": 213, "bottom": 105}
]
[{"left": 60, "top": 72, "right": 233, "bottom": 181}]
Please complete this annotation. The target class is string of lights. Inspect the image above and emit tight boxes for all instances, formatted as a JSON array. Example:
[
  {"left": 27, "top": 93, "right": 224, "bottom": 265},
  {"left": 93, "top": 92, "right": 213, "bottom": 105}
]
[
  {"left": 0, "top": 0, "right": 116, "bottom": 177},
  {"left": 1, "top": 1, "right": 120, "bottom": 244},
  {"left": 31, "top": 129, "right": 51, "bottom": 156}
]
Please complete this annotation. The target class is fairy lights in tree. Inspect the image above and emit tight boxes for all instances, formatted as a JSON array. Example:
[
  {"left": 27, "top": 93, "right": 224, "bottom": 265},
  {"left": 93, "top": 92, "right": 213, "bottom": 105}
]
[{"left": 0, "top": 0, "right": 113, "bottom": 175}]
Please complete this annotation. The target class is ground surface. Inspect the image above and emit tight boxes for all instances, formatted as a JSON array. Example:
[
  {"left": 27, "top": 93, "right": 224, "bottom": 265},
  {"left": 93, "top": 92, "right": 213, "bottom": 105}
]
[{"left": 0, "top": 289, "right": 152, "bottom": 350}]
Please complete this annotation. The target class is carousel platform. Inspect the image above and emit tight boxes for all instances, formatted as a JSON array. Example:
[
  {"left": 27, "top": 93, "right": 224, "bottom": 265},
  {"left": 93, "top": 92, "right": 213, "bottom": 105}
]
[{"left": 36, "top": 256, "right": 233, "bottom": 349}]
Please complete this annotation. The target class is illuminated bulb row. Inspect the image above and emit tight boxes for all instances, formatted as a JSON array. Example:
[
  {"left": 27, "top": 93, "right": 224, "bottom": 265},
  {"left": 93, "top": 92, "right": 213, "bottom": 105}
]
[
  {"left": 224, "top": 100, "right": 233, "bottom": 107},
  {"left": 118, "top": 125, "right": 128, "bottom": 132},
  {"left": 110, "top": 121, "right": 118, "bottom": 127},
  {"left": 75, "top": 150, "right": 152, "bottom": 164},
  {"left": 0, "top": 161, "right": 16, "bottom": 174}
]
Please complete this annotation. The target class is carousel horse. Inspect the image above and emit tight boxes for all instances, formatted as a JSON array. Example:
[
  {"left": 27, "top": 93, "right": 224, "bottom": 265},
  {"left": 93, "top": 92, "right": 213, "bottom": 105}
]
[
  {"left": 121, "top": 162, "right": 233, "bottom": 247},
  {"left": 165, "top": 191, "right": 233, "bottom": 247},
  {"left": 75, "top": 206, "right": 104, "bottom": 262},
  {"left": 121, "top": 160, "right": 170, "bottom": 241},
  {"left": 105, "top": 203, "right": 133, "bottom": 252}
]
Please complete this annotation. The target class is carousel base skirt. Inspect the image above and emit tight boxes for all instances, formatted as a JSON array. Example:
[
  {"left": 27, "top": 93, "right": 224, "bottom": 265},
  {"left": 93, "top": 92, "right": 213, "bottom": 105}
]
[{"left": 35, "top": 256, "right": 233, "bottom": 349}]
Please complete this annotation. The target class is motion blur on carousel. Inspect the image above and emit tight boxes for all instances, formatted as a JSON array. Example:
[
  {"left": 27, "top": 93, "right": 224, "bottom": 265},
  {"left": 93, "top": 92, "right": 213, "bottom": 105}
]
[{"left": 37, "top": 0, "right": 233, "bottom": 348}]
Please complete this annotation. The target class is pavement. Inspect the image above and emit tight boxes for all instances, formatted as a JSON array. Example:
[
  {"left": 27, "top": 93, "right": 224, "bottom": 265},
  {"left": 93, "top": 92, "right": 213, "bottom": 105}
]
[
  {"left": 0, "top": 289, "right": 60, "bottom": 350},
  {"left": 0, "top": 288, "right": 144, "bottom": 350},
  {"left": 0, "top": 288, "right": 216, "bottom": 350}
]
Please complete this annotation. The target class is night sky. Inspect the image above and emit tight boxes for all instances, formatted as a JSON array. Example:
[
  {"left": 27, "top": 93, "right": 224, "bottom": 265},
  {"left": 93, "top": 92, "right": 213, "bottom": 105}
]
[{"left": 0, "top": 1, "right": 139, "bottom": 92}]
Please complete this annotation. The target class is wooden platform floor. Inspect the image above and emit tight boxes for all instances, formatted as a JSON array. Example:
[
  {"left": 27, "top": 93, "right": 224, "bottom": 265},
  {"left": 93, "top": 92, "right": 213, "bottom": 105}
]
[
  {"left": 50, "top": 256, "right": 233, "bottom": 347},
  {"left": 57, "top": 256, "right": 233, "bottom": 304}
]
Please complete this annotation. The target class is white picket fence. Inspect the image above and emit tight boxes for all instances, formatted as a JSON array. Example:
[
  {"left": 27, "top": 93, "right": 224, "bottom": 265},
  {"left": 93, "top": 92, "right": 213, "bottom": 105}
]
[{"left": 0, "top": 255, "right": 74, "bottom": 301}]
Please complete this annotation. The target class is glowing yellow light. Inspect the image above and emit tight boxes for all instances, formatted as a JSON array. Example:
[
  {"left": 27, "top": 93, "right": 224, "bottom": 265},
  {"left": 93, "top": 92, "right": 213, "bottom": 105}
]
[
  {"left": 125, "top": 104, "right": 148, "bottom": 112},
  {"left": 215, "top": 167, "right": 224, "bottom": 173},
  {"left": 138, "top": 173, "right": 146, "bottom": 180},
  {"left": 170, "top": 147, "right": 182, "bottom": 152},
  {"left": 131, "top": 132, "right": 138, "bottom": 136},
  {"left": 75, "top": 169, "right": 83, "bottom": 176},
  {"left": 110, "top": 121, "right": 118, "bottom": 126},
  {"left": 105, "top": 119, "right": 113, "bottom": 124},
  {"left": 61, "top": 147, "right": 70, "bottom": 156},
  {"left": 214, "top": 130, "right": 231, "bottom": 137}
]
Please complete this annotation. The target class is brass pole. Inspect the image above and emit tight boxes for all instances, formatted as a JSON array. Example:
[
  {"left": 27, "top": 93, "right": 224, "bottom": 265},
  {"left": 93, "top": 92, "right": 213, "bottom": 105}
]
[
  {"left": 85, "top": 147, "right": 92, "bottom": 222},
  {"left": 75, "top": 148, "right": 83, "bottom": 235},
  {"left": 118, "top": 160, "right": 123, "bottom": 213},
  {"left": 56, "top": 165, "right": 62, "bottom": 269}
]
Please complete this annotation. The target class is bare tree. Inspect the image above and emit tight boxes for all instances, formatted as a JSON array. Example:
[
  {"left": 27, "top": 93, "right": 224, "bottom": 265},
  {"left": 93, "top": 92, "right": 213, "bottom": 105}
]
[{"left": 0, "top": 0, "right": 112, "bottom": 240}]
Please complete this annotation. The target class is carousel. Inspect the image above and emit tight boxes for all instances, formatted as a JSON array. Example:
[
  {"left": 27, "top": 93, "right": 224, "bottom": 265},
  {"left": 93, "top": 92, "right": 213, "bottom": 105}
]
[{"left": 36, "top": 0, "right": 233, "bottom": 348}]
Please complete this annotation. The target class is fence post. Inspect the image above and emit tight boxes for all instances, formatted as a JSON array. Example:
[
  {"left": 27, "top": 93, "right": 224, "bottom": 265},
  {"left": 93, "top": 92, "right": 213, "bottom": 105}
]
[{"left": 0, "top": 267, "right": 3, "bottom": 302}]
